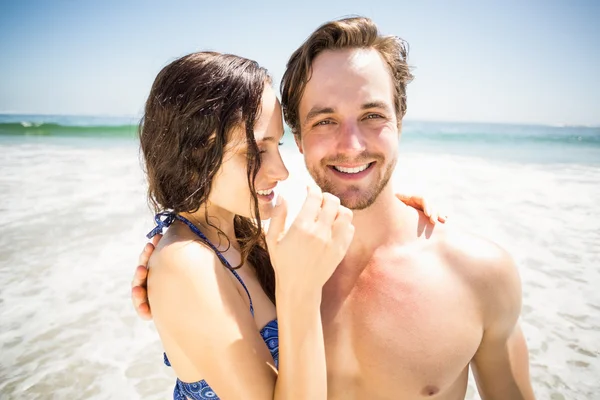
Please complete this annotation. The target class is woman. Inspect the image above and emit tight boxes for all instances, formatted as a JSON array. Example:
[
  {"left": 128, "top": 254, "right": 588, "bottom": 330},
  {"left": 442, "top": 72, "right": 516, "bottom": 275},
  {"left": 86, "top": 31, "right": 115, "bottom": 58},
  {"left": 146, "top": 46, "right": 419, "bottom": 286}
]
[{"left": 138, "top": 51, "right": 445, "bottom": 399}]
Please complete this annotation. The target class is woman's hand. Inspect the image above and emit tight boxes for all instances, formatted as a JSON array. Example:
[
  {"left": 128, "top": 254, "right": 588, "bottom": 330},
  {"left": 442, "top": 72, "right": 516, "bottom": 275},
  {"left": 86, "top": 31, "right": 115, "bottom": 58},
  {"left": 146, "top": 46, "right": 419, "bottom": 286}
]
[{"left": 266, "top": 186, "right": 354, "bottom": 294}]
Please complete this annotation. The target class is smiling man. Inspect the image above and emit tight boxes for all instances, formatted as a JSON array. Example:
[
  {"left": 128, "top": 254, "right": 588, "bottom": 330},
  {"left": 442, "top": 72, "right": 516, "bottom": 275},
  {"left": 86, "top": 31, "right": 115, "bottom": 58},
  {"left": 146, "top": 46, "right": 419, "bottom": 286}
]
[
  {"left": 277, "top": 17, "right": 535, "bottom": 399},
  {"left": 132, "top": 16, "right": 535, "bottom": 400},
  {"left": 286, "top": 49, "right": 400, "bottom": 212}
]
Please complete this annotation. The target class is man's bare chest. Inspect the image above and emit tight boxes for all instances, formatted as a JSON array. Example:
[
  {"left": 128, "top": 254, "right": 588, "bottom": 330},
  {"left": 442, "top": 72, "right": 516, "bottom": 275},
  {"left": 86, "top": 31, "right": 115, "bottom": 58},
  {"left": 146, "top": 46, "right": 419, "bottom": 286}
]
[{"left": 320, "top": 256, "right": 483, "bottom": 398}]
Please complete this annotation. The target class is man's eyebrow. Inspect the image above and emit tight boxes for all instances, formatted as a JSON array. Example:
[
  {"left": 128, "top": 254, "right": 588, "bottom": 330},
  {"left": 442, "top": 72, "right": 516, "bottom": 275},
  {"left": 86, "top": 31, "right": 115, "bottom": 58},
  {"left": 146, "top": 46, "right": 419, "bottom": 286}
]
[
  {"left": 303, "top": 106, "right": 335, "bottom": 125},
  {"left": 303, "top": 102, "right": 392, "bottom": 125},
  {"left": 362, "top": 101, "right": 393, "bottom": 113}
]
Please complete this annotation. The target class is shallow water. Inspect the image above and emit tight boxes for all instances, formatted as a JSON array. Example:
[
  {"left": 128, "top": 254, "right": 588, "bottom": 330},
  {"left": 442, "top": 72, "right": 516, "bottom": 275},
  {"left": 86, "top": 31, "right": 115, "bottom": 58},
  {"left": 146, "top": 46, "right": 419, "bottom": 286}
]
[{"left": 0, "top": 135, "right": 599, "bottom": 399}]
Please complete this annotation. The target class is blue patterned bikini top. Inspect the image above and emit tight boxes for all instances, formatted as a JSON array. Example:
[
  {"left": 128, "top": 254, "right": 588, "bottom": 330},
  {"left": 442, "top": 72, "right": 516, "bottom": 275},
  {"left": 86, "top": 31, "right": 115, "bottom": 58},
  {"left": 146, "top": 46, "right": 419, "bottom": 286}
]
[{"left": 147, "top": 212, "right": 279, "bottom": 400}]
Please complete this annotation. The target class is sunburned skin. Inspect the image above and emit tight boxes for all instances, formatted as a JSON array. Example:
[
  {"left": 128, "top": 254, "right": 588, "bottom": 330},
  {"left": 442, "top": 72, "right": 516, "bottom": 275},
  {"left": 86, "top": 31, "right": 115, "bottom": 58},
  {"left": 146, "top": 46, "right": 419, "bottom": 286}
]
[{"left": 320, "top": 212, "right": 484, "bottom": 399}]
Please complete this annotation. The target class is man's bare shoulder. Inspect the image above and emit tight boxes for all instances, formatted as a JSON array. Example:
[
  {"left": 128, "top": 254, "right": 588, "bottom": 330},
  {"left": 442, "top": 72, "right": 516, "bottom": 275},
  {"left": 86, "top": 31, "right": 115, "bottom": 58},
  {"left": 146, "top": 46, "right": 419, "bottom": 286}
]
[
  {"left": 432, "top": 226, "right": 522, "bottom": 327},
  {"left": 435, "top": 227, "right": 513, "bottom": 272},
  {"left": 397, "top": 206, "right": 517, "bottom": 288}
]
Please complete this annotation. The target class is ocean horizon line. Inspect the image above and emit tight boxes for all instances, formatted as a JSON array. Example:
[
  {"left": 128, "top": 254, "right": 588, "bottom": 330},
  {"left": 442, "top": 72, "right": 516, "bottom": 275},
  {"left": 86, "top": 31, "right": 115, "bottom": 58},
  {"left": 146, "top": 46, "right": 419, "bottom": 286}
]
[{"left": 0, "top": 113, "right": 598, "bottom": 129}]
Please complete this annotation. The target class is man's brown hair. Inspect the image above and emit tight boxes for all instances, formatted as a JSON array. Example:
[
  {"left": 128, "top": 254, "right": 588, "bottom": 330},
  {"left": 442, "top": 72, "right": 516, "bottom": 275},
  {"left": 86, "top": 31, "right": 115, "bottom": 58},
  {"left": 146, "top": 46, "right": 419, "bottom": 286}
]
[{"left": 281, "top": 16, "right": 413, "bottom": 136}]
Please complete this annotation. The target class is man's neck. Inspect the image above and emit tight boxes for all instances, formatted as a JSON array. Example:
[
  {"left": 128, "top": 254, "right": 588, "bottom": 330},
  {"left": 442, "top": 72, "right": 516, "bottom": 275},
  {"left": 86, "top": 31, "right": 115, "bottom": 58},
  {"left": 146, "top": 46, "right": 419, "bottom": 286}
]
[{"left": 344, "top": 185, "right": 412, "bottom": 263}]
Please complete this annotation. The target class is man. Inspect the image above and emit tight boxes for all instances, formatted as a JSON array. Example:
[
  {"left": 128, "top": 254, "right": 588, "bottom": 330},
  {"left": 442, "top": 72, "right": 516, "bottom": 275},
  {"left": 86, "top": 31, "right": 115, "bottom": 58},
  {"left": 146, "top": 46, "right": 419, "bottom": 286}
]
[{"left": 132, "top": 17, "right": 535, "bottom": 399}]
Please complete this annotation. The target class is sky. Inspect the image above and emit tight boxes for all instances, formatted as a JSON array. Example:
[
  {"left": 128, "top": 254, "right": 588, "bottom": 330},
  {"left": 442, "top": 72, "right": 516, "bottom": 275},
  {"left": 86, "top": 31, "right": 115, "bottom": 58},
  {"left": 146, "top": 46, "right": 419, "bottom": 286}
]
[{"left": 0, "top": 0, "right": 598, "bottom": 126}]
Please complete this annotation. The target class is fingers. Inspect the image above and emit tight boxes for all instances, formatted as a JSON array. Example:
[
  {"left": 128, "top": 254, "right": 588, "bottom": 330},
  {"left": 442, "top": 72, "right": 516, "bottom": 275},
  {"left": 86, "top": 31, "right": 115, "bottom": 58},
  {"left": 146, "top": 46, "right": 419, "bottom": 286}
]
[
  {"left": 396, "top": 193, "right": 445, "bottom": 225},
  {"left": 395, "top": 193, "right": 411, "bottom": 202},
  {"left": 426, "top": 205, "right": 437, "bottom": 225},
  {"left": 331, "top": 206, "right": 354, "bottom": 252},
  {"left": 131, "top": 265, "right": 152, "bottom": 320},
  {"left": 419, "top": 199, "right": 447, "bottom": 225},
  {"left": 150, "top": 233, "right": 162, "bottom": 247},
  {"left": 297, "top": 186, "right": 324, "bottom": 223},
  {"left": 137, "top": 242, "right": 155, "bottom": 273},
  {"left": 131, "top": 264, "right": 148, "bottom": 289},
  {"left": 133, "top": 241, "right": 156, "bottom": 289},
  {"left": 424, "top": 205, "right": 448, "bottom": 225},
  {"left": 137, "top": 302, "right": 152, "bottom": 320},
  {"left": 317, "top": 192, "right": 341, "bottom": 228},
  {"left": 132, "top": 242, "right": 154, "bottom": 320},
  {"left": 418, "top": 197, "right": 430, "bottom": 218},
  {"left": 132, "top": 284, "right": 152, "bottom": 320},
  {"left": 266, "top": 194, "right": 288, "bottom": 246},
  {"left": 415, "top": 197, "right": 436, "bottom": 225},
  {"left": 132, "top": 283, "right": 147, "bottom": 306},
  {"left": 334, "top": 205, "right": 353, "bottom": 227}
]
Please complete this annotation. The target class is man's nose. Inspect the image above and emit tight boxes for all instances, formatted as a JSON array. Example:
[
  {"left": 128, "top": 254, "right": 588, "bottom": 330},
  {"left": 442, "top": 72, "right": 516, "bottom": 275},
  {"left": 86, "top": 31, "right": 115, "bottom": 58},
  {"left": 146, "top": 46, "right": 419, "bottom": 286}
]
[{"left": 336, "top": 122, "right": 366, "bottom": 154}]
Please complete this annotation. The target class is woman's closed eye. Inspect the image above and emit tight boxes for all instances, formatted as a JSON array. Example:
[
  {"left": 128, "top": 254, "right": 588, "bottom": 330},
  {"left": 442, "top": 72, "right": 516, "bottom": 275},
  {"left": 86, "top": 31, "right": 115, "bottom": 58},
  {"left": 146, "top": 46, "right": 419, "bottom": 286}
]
[{"left": 258, "top": 141, "right": 283, "bottom": 154}]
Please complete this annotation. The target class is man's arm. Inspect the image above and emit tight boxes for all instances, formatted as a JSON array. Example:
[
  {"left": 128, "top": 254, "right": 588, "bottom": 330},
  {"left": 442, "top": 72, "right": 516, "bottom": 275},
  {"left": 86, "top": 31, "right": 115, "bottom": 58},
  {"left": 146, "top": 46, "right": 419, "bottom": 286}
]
[{"left": 470, "top": 243, "right": 536, "bottom": 400}]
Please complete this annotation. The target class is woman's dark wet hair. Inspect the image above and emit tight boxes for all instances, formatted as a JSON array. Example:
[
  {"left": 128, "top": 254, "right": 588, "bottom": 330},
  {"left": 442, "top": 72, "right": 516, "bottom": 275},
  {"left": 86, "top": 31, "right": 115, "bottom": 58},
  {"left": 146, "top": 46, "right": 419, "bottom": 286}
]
[{"left": 139, "top": 51, "right": 275, "bottom": 302}]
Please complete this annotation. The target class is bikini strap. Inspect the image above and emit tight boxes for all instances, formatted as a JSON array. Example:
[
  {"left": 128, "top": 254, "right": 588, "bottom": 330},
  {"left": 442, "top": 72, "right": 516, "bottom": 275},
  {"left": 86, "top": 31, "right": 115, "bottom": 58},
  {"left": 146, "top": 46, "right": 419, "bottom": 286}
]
[{"left": 146, "top": 212, "right": 255, "bottom": 316}]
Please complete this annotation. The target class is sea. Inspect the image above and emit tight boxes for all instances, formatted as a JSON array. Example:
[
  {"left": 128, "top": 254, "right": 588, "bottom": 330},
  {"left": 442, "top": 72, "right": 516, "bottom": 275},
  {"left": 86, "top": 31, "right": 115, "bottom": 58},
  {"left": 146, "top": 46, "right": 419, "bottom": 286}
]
[{"left": 1, "top": 114, "right": 599, "bottom": 399}]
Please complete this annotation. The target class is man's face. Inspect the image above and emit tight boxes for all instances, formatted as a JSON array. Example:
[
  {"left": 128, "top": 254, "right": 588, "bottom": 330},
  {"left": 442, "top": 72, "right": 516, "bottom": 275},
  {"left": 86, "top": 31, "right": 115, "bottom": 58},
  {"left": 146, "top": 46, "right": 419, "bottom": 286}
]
[{"left": 295, "top": 48, "right": 400, "bottom": 210}]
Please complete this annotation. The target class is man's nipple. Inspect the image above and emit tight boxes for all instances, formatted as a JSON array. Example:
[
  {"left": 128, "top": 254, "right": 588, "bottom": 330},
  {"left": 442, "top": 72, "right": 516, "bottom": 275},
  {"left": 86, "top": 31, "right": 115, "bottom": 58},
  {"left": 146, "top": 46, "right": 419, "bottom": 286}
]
[{"left": 421, "top": 385, "right": 439, "bottom": 396}]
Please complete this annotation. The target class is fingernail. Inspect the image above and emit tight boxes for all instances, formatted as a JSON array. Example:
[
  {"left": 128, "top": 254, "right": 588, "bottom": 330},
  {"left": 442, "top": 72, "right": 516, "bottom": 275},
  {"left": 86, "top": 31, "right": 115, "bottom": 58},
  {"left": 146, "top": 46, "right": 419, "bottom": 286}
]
[{"left": 275, "top": 194, "right": 283, "bottom": 206}]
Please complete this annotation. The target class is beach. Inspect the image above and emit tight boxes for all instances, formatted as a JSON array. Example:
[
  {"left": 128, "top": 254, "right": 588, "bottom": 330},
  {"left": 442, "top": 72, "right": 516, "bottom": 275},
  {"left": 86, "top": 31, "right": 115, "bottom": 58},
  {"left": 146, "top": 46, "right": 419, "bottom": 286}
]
[{"left": 0, "top": 118, "right": 599, "bottom": 399}]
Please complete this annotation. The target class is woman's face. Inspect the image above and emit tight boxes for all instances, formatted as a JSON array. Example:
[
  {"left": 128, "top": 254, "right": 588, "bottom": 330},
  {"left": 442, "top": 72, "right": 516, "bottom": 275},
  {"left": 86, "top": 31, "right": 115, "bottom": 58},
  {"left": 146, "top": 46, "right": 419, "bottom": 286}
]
[{"left": 208, "top": 85, "right": 289, "bottom": 220}]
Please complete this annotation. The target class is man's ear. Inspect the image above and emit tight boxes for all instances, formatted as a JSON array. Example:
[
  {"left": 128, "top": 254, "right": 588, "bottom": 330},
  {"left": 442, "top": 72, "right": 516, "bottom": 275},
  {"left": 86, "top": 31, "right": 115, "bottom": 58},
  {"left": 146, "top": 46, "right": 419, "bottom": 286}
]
[{"left": 294, "top": 132, "right": 303, "bottom": 154}]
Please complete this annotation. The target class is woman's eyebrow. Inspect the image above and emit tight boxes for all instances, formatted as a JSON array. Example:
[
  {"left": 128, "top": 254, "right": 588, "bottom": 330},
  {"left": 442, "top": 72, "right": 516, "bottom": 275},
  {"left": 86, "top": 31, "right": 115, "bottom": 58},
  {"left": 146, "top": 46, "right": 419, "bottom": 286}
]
[{"left": 255, "top": 131, "right": 284, "bottom": 143}]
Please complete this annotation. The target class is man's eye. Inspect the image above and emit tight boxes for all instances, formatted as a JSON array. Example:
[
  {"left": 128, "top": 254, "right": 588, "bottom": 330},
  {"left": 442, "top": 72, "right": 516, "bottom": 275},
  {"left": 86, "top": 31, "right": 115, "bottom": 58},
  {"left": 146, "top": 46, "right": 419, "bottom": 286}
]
[
  {"left": 315, "top": 120, "right": 332, "bottom": 127},
  {"left": 365, "top": 114, "right": 383, "bottom": 119},
  {"left": 278, "top": 141, "right": 284, "bottom": 146}
]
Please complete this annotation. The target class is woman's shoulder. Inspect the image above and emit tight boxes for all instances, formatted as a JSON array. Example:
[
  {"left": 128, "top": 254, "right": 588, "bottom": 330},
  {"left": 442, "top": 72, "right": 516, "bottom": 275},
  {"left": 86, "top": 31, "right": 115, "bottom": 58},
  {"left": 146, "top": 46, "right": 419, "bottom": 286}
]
[
  {"left": 148, "top": 227, "right": 224, "bottom": 284},
  {"left": 146, "top": 229, "right": 239, "bottom": 316}
]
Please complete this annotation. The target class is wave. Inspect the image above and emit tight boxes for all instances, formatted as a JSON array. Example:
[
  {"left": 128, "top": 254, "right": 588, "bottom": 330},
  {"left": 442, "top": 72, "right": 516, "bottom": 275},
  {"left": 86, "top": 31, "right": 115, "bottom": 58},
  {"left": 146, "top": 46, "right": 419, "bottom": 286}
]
[
  {"left": 404, "top": 131, "right": 600, "bottom": 146},
  {"left": 402, "top": 123, "right": 600, "bottom": 146},
  {"left": 1, "top": 119, "right": 599, "bottom": 146},
  {"left": 0, "top": 122, "right": 138, "bottom": 137}
]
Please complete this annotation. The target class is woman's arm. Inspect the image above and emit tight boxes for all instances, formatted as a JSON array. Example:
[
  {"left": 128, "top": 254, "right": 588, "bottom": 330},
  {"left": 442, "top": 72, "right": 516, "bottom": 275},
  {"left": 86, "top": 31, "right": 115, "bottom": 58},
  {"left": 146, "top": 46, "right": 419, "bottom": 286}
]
[
  {"left": 267, "top": 188, "right": 354, "bottom": 399},
  {"left": 149, "top": 187, "right": 352, "bottom": 400}
]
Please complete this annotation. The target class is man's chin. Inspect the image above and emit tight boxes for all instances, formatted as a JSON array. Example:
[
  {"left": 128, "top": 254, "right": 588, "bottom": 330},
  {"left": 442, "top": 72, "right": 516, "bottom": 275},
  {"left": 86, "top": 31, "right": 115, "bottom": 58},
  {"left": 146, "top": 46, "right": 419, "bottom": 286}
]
[
  {"left": 310, "top": 178, "right": 376, "bottom": 210},
  {"left": 335, "top": 191, "right": 377, "bottom": 210},
  {"left": 310, "top": 159, "right": 394, "bottom": 211}
]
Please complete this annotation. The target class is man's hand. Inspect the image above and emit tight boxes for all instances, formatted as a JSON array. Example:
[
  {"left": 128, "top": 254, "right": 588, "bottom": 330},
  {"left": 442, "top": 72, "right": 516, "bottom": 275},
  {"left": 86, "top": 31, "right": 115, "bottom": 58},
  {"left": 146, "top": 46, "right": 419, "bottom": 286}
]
[
  {"left": 131, "top": 234, "right": 161, "bottom": 320},
  {"left": 396, "top": 193, "right": 447, "bottom": 224}
]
